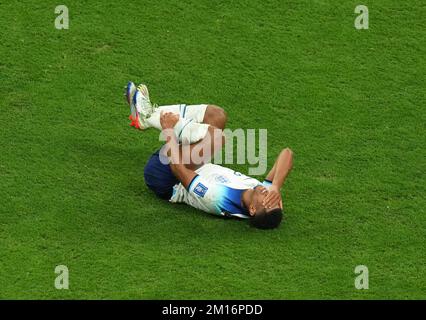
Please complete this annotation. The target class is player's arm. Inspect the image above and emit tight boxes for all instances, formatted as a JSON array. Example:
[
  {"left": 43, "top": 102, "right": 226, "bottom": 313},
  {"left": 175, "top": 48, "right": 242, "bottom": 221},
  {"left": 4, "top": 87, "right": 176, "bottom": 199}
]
[
  {"left": 183, "top": 125, "right": 225, "bottom": 171},
  {"left": 266, "top": 148, "right": 293, "bottom": 188},
  {"left": 263, "top": 148, "right": 294, "bottom": 208},
  {"left": 160, "top": 112, "right": 198, "bottom": 189}
]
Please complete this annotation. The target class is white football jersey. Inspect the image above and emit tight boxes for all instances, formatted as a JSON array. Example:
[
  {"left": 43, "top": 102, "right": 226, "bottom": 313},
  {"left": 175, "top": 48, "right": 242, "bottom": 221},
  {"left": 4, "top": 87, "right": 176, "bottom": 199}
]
[{"left": 169, "top": 163, "right": 271, "bottom": 219}]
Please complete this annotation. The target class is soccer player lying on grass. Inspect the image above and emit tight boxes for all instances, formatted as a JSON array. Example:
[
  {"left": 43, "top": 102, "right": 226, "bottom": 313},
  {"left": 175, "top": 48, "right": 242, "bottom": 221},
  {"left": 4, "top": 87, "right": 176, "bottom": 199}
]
[{"left": 125, "top": 82, "right": 293, "bottom": 229}]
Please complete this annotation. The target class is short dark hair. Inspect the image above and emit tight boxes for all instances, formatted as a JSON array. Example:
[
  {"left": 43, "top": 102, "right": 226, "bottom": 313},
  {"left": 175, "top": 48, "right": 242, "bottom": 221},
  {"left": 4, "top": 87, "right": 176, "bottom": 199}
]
[{"left": 249, "top": 208, "right": 283, "bottom": 229}]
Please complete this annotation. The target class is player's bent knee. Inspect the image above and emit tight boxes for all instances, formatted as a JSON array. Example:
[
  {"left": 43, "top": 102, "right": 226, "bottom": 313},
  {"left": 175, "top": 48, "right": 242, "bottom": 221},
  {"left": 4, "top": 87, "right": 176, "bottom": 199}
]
[
  {"left": 205, "top": 105, "right": 227, "bottom": 130},
  {"left": 217, "top": 107, "right": 227, "bottom": 127}
]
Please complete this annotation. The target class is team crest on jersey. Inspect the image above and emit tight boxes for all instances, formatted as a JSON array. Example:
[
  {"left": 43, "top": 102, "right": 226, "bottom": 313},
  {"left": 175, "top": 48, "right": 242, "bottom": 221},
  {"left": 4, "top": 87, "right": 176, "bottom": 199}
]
[
  {"left": 215, "top": 175, "right": 229, "bottom": 184},
  {"left": 194, "top": 183, "right": 208, "bottom": 197}
]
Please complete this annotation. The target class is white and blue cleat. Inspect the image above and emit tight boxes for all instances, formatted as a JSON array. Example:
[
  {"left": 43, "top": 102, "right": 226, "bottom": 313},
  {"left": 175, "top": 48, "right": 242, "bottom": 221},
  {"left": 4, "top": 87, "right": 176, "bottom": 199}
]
[
  {"left": 124, "top": 81, "right": 139, "bottom": 128},
  {"left": 124, "top": 81, "right": 155, "bottom": 130},
  {"left": 125, "top": 81, "right": 137, "bottom": 107}
]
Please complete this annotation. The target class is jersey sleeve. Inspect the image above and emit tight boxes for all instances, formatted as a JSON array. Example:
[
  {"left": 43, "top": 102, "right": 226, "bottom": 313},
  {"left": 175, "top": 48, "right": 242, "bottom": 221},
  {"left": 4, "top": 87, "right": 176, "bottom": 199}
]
[
  {"left": 186, "top": 175, "right": 223, "bottom": 215},
  {"left": 262, "top": 179, "right": 273, "bottom": 187},
  {"left": 188, "top": 175, "right": 211, "bottom": 196}
]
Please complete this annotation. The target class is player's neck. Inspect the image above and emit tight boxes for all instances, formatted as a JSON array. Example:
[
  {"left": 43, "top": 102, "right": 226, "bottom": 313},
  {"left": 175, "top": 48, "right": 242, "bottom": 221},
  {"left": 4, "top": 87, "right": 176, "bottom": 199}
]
[{"left": 241, "top": 189, "right": 253, "bottom": 211}]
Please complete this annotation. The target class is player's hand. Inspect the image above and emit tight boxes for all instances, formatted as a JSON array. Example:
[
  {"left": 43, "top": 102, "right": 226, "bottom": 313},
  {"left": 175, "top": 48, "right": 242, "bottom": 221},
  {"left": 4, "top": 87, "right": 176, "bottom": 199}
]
[
  {"left": 263, "top": 185, "right": 283, "bottom": 209},
  {"left": 160, "top": 111, "right": 180, "bottom": 129}
]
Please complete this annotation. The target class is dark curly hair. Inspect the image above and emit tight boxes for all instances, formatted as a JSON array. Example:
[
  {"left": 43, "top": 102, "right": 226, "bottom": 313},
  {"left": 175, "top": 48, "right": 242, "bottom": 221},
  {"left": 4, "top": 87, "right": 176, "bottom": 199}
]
[{"left": 249, "top": 208, "right": 283, "bottom": 229}]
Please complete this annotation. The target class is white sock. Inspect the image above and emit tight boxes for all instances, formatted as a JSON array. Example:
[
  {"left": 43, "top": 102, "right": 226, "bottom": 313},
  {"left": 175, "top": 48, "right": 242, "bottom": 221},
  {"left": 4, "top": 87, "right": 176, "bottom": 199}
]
[
  {"left": 144, "top": 104, "right": 209, "bottom": 144},
  {"left": 145, "top": 104, "right": 208, "bottom": 130},
  {"left": 173, "top": 118, "right": 209, "bottom": 145}
]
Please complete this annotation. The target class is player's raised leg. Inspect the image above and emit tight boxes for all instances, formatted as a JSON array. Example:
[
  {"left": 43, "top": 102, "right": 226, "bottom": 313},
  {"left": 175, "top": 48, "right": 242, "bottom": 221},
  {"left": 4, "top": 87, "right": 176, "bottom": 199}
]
[
  {"left": 124, "top": 82, "right": 227, "bottom": 144},
  {"left": 145, "top": 103, "right": 226, "bottom": 144}
]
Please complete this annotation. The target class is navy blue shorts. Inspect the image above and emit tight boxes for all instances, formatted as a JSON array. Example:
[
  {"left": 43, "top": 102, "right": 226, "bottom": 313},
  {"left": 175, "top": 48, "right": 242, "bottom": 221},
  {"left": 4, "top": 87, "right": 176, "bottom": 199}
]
[{"left": 144, "top": 150, "right": 179, "bottom": 200}]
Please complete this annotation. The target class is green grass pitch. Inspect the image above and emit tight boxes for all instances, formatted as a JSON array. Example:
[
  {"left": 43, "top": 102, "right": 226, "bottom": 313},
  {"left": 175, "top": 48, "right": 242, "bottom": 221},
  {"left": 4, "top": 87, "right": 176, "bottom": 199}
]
[{"left": 0, "top": 0, "right": 424, "bottom": 299}]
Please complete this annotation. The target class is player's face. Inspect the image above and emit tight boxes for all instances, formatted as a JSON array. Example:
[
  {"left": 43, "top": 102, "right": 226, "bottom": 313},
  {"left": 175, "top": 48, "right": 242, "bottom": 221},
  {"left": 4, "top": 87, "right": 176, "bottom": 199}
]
[{"left": 249, "top": 186, "right": 279, "bottom": 216}]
